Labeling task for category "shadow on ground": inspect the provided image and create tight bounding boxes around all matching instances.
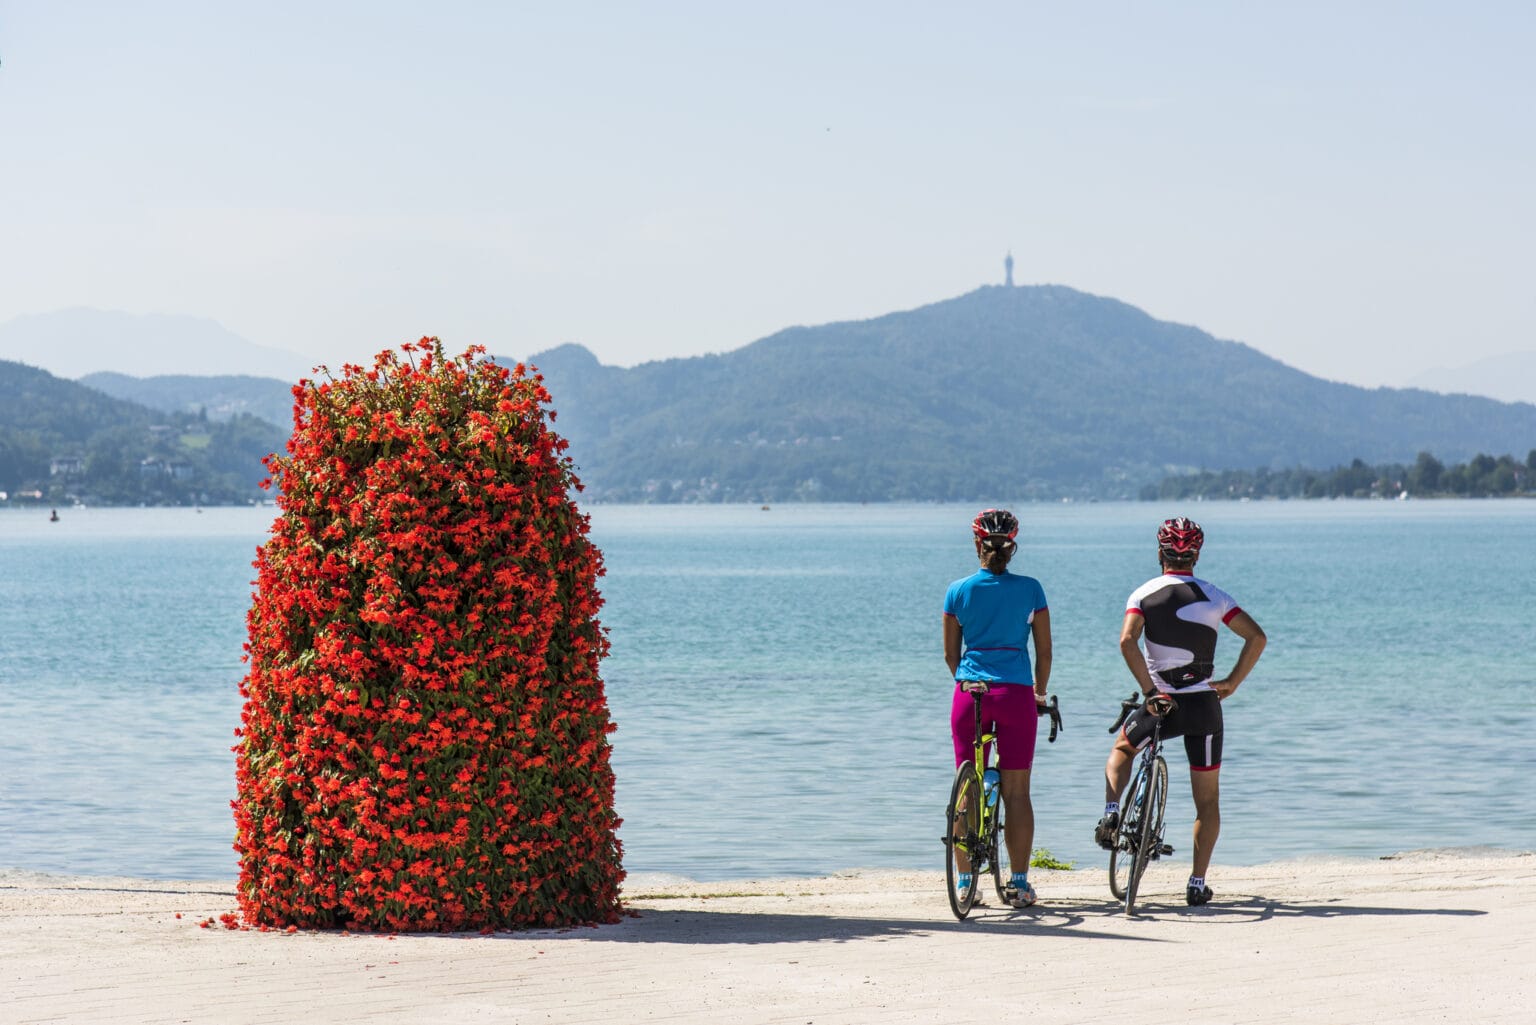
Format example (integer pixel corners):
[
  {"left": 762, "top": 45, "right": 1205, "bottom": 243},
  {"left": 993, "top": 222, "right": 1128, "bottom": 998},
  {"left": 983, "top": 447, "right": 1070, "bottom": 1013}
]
[
  {"left": 1126, "top": 893, "right": 1489, "bottom": 924},
  {"left": 555, "top": 900, "right": 1155, "bottom": 945},
  {"left": 540, "top": 892, "right": 1486, "bottom": 945}
]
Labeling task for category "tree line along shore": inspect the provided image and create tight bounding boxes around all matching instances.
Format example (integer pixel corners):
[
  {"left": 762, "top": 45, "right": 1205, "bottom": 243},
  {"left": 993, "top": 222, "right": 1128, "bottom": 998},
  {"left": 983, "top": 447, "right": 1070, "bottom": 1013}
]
[
  {"left": 1146, "top": 450, "right": 1536, "bottom": 501},
  {"left": 6, "top": 449, "right": 1533, "bottom": 508}
]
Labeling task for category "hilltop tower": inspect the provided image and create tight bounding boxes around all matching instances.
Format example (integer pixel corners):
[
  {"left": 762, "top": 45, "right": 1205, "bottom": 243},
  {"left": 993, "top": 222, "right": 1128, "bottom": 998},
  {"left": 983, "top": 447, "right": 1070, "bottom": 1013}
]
[{"left": 1004, "top": 251, "right": 1015, "bottom": 287}]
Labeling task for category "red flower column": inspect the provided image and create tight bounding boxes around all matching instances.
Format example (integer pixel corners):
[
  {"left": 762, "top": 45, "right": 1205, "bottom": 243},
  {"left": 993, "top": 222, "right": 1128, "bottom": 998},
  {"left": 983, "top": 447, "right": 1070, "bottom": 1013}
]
[{"left": 233, "top": 339, "right": 622, "bottom": 931}]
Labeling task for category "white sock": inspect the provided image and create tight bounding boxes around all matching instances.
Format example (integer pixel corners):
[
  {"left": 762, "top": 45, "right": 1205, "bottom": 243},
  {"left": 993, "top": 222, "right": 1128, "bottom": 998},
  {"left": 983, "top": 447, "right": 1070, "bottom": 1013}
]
[
  {"left": 1104, "top": 802, "right": 1119, "bottom": 816},
  {"left": 1188, "top": 875, "right": 1205, "bottom": 889}
]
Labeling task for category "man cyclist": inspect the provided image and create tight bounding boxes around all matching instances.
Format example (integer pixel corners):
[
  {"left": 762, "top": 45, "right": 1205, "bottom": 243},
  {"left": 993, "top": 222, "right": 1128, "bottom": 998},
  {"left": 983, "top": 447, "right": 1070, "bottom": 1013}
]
[
  {"left": 1096, "top": 517, "right": 1266, "bottom": 906},
  {"left": 944, "top": 508, "right": 1053, "bottom": 908}
]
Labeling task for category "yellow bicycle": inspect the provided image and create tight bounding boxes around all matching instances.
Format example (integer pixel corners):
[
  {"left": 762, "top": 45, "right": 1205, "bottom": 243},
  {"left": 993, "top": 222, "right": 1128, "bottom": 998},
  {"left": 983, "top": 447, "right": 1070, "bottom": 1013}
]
[{"left": 943, "top": 686, "right": 1062, "bottom": 920}]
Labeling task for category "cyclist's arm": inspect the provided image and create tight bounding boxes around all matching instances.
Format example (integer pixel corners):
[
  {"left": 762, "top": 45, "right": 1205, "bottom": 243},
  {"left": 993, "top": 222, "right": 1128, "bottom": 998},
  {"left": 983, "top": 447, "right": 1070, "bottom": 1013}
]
[
  {"left": 943, "top": 614, "right": 963, "bottom": 679},
  {"left": 1031, "top": 607, "right": 1052, "bottom": 699},
  {"left": 1119, "top": 611, "right": 1160, "bottom": 698},
  {"left": 1211, "top": 611, "right": 1266, "bottom": 699}
]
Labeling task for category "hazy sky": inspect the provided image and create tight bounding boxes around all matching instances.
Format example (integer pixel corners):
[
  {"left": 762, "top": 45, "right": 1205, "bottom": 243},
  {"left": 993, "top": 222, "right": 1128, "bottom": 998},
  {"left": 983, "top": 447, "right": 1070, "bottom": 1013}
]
[{"left": 2, "top": 1, "right": 1532, "bottom": 387}]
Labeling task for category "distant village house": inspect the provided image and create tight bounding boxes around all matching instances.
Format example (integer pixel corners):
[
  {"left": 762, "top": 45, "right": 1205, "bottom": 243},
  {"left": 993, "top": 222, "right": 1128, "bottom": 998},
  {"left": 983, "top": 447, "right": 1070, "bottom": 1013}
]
[{"left": 139, "top": 458, "right": 195, "bottom": 481}]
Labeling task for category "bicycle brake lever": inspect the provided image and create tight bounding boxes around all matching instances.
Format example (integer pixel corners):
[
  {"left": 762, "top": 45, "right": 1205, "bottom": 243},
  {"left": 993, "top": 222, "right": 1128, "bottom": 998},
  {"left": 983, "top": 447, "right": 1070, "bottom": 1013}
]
[{"left": 1108, "top": 694, "right": 1139, "bottom": 734}]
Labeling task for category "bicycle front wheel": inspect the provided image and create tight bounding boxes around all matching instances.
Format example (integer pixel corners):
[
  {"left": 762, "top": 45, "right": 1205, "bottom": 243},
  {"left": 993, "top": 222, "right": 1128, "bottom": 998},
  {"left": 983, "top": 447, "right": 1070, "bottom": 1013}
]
[
  {"left": 945, "top": 761, "right": 982, "bottom": 921},
  {"left": 1125, "top": 756, "right": 1169, "bottom": 915},
  {"left": 1144, "top": 754, "right": 1169, "bottom": 858},
  {"left": 989, "top": 781, "right": 1009, "bottom": 906},
  {"left": 1108, "top": 761, "right": 1147, "bottom": 901}
]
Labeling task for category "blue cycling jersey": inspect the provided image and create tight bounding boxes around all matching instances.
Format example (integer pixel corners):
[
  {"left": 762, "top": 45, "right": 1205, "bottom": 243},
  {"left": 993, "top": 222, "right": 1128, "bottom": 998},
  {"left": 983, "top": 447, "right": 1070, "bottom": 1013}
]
[{"left": 943, "top": 569, "right": 1047, "bottom": 686}]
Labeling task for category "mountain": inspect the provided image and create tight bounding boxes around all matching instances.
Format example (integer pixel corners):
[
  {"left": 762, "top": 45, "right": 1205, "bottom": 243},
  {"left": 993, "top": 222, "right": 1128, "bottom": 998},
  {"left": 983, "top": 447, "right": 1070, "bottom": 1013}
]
[
  {"left": 13, "top": 286, "right": 1531, "bottom": 505},
  {"left": 520, "top": 285, "right": 1536, "bottom": 502},
  {"left": 0, "top": 360, "right": 285, "bottom": 504},
  {"left": 1406, "top": 351, "right": 1536, "bottom": 405},
  {"left": 0, "top": 309, "right": 312, "bottom": 381},
  {"left": 79, "top": 372, "right": 295, "bottom": 431}
]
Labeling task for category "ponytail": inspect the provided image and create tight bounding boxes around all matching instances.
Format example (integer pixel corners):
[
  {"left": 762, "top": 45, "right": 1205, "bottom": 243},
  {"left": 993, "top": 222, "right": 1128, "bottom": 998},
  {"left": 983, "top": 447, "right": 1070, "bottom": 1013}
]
[{"left": 980, "top": 538, "right": 1015, "bottom": 573}]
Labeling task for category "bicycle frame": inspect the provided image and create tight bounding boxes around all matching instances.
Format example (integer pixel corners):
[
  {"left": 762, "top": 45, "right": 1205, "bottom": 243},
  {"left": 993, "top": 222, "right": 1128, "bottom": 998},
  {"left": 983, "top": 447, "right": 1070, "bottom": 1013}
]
[
  {"left": 956, "top": 697, "right": 1000, "bottom": 875},
  {"left": 945, "top": 687, "right": 1063, "bottom": 920},
  {"left": 1107, "top": 692, "right": 1173, "bottom": 915}
]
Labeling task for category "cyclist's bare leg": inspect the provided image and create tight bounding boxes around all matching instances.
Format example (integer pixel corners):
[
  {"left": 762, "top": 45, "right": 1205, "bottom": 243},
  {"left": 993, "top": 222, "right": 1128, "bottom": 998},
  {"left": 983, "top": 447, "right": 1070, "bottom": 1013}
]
[
  {"left": 1103, "top": 733, "right": 1137, "bottom": 804},
  {"left": 1190, "top": 768, "right": 1221, "bottom": 879},
  {"left": 999, "top": 768, "right": 1033, "bottom": 872}
]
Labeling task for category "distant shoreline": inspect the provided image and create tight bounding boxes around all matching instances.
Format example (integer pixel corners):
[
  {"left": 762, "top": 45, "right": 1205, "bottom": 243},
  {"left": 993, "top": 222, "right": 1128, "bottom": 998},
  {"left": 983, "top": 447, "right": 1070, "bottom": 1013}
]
[{"left": 4, "top": 493, "right": 1535, "bottom": 512}]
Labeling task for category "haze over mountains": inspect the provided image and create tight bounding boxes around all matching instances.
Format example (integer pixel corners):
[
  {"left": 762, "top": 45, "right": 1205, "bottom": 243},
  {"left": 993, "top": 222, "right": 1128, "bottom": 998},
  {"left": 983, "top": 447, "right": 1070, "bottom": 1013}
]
[
  {"left": 1, "top": 302, "right": 1532, "bottom": 407},
  {"left": 3, "top": 287, "right": 1534, "bottom": 504},
  {"left": 1406, "top": 352, "right": 1536, "bottom": 405},
  {"left": 80, "top": 372, "right": 295, "bottom": 432},
  {"left": 0, "top": 309, "right": 312, "bottom": 381}
]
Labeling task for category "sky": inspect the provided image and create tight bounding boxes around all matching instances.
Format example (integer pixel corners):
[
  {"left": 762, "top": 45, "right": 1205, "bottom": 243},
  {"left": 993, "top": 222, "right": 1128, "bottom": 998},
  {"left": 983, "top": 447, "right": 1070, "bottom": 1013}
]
[{"left": 1, "top": 1, "right": 1533, "bottom": 389}]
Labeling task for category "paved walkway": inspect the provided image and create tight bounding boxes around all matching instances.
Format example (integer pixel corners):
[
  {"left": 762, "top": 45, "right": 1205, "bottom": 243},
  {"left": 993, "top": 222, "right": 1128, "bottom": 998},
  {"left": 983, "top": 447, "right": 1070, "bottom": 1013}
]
[{"left": 4, "top": 852, "right": 1532, "bottom": 1024}]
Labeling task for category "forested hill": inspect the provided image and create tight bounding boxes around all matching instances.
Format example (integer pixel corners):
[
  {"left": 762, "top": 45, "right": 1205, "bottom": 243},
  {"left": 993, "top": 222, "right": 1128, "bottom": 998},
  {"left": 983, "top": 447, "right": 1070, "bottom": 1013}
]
[
  {"left": 80, "top": 371, "right": 295, "bottom": 431},
  {"left": 9, "top": 286, "right": 1534, "bottom": 505},
  {"left": 521, "top": 285, "right": 1536, "bottom": 502},
  {"left": 0, "top": 360, "right": 284, "bottom": 504}
]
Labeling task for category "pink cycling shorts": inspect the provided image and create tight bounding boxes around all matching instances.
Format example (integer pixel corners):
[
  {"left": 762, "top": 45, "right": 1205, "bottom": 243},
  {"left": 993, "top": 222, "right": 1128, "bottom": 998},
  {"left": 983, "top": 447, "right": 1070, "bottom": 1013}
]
[{"left": 950, "top": 682, "right": 1040, "bottom": 771}]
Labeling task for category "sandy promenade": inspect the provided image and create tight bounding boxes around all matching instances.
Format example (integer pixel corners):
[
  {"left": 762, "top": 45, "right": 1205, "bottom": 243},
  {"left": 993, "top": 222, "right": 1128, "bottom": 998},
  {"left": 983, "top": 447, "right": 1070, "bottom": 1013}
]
[{"left": 3, "top": 849, "right": 1532, "bottom": 1025}]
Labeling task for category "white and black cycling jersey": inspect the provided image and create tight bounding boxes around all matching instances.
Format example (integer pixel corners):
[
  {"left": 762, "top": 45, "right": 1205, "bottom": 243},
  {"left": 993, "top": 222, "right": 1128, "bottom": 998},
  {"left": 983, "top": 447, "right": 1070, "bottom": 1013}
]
[{"left": 1125, "top": 571, "right": 1243, "bottom": 693}]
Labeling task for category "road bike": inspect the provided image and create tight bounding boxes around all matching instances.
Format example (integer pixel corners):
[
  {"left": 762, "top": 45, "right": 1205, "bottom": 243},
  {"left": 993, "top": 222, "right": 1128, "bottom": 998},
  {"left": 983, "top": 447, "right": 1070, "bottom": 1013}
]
[
  {"left": 943, "top": 686, "right": 1062, "bottom": 921},
  {"left": 1106, "top": 692, "right": 1176, "bottom": 916}
]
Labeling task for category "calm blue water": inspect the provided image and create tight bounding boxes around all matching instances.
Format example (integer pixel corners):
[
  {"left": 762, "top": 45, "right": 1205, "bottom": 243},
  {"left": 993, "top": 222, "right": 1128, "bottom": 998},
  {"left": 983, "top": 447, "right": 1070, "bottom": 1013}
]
[{"left": 1, "top": 501, "right": 1532, "bottom": 881}]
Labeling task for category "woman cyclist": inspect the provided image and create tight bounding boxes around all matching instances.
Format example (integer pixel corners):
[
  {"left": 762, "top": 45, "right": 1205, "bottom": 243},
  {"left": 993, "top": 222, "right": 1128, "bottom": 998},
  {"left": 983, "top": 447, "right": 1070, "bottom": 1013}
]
[{"left": 943, "top": 508, "right": 1053, "bottom": 907}]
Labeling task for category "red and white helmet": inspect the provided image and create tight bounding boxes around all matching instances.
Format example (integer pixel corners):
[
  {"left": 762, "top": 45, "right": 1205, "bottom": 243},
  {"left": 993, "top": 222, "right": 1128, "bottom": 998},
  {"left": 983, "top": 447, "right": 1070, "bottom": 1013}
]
[
  {"left": 972, "top": 508, "right": 1019, "bottom": 542},
  {"left": 1157, "top": 517, "right": 1204, "bottom": 559}
]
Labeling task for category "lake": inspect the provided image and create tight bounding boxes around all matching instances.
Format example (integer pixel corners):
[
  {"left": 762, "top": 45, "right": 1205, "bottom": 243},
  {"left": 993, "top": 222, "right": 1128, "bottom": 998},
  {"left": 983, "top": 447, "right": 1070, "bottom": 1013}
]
[{"left": 1, "top": 500, "right": 1532, "bottom": 881}]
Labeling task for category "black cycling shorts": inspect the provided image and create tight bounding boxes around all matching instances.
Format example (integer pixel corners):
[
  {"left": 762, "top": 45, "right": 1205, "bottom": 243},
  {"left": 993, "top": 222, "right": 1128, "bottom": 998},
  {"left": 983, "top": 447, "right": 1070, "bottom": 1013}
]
[{"left": 1122, "top": 690, "right": 1224, "bottom": 771}]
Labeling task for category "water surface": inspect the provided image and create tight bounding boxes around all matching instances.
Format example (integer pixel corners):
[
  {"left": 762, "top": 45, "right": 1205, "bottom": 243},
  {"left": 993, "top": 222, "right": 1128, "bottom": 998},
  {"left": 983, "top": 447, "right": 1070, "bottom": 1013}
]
[{"left": 1, "top": 500, "right": 1531, "bottom": 880}]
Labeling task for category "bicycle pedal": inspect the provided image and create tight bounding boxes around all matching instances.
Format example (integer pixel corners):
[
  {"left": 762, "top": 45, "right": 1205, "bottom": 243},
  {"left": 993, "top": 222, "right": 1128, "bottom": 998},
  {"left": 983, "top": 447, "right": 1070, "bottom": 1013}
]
[{"left": 1158, "top": 844, "right": 1174, "bottom": 855}]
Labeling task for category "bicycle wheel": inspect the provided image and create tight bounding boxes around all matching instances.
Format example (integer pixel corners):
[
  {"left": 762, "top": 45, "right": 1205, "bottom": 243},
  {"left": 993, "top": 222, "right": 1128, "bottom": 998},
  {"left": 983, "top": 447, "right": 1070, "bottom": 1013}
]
[
  {"left": 1144, "top": 755, "right": 1169, "bottom": 860},
  {"left": 1108, "top": 761, "right": 1147, "bottom": 901},
  {"left": 1125, "top": 756, "right": 1169, "bottom": 915},
  {"left": 945, "top": 762, "right": 982, "bottom": 920}
]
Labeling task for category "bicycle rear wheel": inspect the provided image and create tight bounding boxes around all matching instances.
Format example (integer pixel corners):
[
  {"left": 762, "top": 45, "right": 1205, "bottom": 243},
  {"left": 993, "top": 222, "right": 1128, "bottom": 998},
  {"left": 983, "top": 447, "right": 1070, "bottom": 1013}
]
[
  {"left": 1108, "top": 761, "right": 1147, "bottom": 901},
  {"left": 1124, "top": 756, "right": 1169, "bottom": 915},
  {"left": 945, "top": 762, "right": 982, "bottom": 920}
]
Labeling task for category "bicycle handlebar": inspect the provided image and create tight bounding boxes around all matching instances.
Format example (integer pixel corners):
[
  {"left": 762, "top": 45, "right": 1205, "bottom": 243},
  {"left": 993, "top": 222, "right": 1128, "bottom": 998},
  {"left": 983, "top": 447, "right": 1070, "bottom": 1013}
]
[
  {"left": 1107, "top": 691, "right": 1177, "bottom": 733},
  {"left": 963, "top": 686, "right": 1064, "bottom": 744},
  {"left": 1040, "top": 694, "right": 1063, "bottom": 744}
]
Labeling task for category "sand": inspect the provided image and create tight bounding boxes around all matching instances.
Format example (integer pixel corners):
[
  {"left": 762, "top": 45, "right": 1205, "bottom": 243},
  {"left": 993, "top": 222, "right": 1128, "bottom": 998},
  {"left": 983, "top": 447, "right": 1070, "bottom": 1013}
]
[{"left": 3, "top": 850, "right": 1532, "bottom": 1024}]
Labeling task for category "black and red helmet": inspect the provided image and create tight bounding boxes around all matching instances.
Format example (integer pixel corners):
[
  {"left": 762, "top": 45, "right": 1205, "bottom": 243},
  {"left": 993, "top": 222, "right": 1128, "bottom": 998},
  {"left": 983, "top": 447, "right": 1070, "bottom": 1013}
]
[
  {"left": 1157, "top": 516, "right": 1204, "bottom": 559},
  {"left": 972, "top": 508, "right": 1019, "bottom": 542}
]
